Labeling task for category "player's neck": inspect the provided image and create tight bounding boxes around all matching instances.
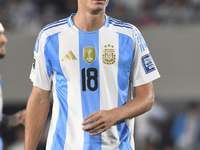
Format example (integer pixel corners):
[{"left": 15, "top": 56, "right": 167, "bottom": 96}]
[{"left": 73, "top": 10, "right": 105, "bottom": 32}]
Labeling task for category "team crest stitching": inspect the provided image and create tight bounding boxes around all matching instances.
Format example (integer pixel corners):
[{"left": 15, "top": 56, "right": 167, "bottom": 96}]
[
  {"left": 83, "top": 47, "right": 96, "bottom": 64},
  {"left": 102, "top": 44, "right": 116, "bottom": 65}
]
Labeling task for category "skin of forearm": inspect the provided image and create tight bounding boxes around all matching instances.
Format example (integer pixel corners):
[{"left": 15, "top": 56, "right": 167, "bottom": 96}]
[
  {"left": 111, "top": 82, "right": 154, "bottom": 122},
  {"left": 25, "top": 87, "right": 50, "bottom": 150}
]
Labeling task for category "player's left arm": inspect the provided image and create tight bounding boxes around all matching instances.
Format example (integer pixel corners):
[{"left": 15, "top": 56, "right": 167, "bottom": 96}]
[{"left": 82, "top": 82, "right": 154, "bottom": 135}]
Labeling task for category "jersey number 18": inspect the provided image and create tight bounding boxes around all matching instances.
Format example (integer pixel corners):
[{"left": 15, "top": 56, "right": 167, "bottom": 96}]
[{"left": 81, "top": 68, "right": 98, "bottom": 91}]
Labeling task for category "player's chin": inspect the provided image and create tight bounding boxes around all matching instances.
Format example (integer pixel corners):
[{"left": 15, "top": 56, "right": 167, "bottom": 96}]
[
  {"left": 0, "top": 49, "right": 6, "bottom": 58},
  {"left": 92, "top": 0, "right": 108, "bottom": 8},
  {"left": 0, "top": 53, "right": 5, "bottom": 58},
  {"left": 90, "top": 6, "right": 106, "bottom": 14}
]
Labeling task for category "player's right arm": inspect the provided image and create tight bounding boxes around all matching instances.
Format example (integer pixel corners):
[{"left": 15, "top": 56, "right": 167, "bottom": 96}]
[{"left": 25, "top": 86, "right": 50, "bottom": 150}]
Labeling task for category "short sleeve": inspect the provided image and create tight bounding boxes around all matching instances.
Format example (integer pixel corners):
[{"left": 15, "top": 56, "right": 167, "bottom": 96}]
[
  {"left": 130, "top": 28, "right": 160, "bottom": 87},
  {"left": 29, "top": 32, "right": 52, "bottom": 91}
]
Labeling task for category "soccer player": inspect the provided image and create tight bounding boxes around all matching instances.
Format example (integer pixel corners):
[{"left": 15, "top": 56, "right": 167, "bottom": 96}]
[
  {"left": 0, "top": 22, "right": 26, "bottom": 149},
  {"left": 25, "top": 0, "right": 160, "bottom": 150}
]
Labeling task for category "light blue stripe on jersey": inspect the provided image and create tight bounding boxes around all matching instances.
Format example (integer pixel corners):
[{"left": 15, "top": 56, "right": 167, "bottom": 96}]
[
  {"left": 67, "top": 14, "right": 74, "bottom": 27},
  {"left": 79, "top": 30, "right": 101, "bottom": 150},
  {"left": 110, "top": 18, "right": 133, "bottom": 29},
  {"left": 110, "top": 17, "right": 148, "bottom": 53},
  {"left": 44, "top": 32, "right": 61, "bottom": 78},
  {"left": 35, "top": 19, "right": 68, "bottom": 53},
  {"left": 104, "top": 15, "right": 110, "bottom": 27},
  {"left": 44, "top": 33, "right": 68, "bottom": 150},
  {"left": 117, "top": 33, "right": 134, "bottom": 150}
]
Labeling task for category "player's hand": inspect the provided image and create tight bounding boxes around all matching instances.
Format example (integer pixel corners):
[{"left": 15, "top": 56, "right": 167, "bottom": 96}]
[
  {"left": 16, "top": 109, "right": 26, "bottom": 126},
  {"left": 82, "top": 110, "right": 117, "bottom": 136}
]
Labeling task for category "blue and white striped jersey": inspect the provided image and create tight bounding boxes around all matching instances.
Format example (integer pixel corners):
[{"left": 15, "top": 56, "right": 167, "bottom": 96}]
[{"left": 30, "top": 14, "right": 160, "bottom": 150}]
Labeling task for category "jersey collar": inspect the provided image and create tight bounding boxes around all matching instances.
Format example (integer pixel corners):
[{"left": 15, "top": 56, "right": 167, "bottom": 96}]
[{"left": 67, "top": 13, "right": 110, "bottom": 28}]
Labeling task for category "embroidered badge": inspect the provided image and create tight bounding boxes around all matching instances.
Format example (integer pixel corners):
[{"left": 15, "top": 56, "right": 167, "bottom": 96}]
[
  {"left": 102, "top": 44, "right": 116, "bottom": 65},
  {"left": 142, "top": 53, "right": 156, "bottom": 74},
  {"left": 83, "top": 47, "right": 96, "bottom": 64}
]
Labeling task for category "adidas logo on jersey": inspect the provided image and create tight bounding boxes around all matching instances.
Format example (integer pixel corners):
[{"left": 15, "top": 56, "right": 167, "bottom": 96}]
[{"left": 62, "top": 51, "right": 77, "bottom": 61}]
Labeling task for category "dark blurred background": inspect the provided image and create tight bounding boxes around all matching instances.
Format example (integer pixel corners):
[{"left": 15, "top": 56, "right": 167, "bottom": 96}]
[{"left": 0, "top": 0, "right": 200, "bottom": 149}]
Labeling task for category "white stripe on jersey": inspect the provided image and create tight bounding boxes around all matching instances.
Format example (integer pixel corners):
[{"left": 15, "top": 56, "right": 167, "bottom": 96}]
[
  {"left": 59, "top": 28, "right": 84, "bottom": 150},
  {"left": 99, "top": 27, "right": 120, "bottom": 150}
]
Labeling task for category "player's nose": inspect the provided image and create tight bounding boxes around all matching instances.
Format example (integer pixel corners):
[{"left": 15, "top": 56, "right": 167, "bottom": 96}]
[{"left": 0, "top": 34, "right": 8, "bottom": 44}]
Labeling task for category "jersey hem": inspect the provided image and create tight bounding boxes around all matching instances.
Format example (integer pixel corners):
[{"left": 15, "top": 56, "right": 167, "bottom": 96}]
[{"left": 32, "top": 82, "right": 51, "bottom": 91}]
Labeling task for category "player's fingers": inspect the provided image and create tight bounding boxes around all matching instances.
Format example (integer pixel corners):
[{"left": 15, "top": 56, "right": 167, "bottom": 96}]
[
  {"left": 89, "top": 128, "right": 106, "bottom": 136},
  {"left": 83, "top": 122, "right": 105, "bottom": 132},
  {"left": 82, "top": 118, "right": 95, "bottom": 126},
  {"left": 82, "top": 119, "right": 102, "bottom": 131},
  {"left": 82, "top": 113, "right": 100, "bottom": 126},
  {"left": 84, "top": 111, "right": 99, "bottom": 121}
]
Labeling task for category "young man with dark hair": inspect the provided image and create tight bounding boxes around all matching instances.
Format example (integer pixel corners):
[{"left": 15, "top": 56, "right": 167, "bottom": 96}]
[{"left": 25, "top": 0, "right": 160, "bottom": 149}]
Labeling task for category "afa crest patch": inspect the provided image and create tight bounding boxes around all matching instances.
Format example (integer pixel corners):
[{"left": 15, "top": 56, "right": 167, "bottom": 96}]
[
  {"left": 142, "top": 54, "right": 156, "bottom": 74},
  {"left": 102, "top": 44, "right": 116, "bottom": 65}
]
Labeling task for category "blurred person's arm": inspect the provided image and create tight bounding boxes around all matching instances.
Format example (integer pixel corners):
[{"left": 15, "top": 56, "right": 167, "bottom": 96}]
[
  {"left": 25, "top": 86, "right": 50, "bottom": 150},
  {"left": 0, "top": 109, "right": 26, "bottom": 134},
  {"left": 1, "top": 109, "right": 26, "bottom": 128}
]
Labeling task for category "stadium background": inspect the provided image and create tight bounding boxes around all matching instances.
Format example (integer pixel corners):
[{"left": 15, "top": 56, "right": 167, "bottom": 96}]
[{"left": 0, "top": 0, "right": 200, "bottom": 149}]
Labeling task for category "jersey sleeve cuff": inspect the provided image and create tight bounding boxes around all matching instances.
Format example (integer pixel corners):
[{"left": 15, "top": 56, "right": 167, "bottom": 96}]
[{"left": 133, "top": 74, "right": 161, "bottom": 87}]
